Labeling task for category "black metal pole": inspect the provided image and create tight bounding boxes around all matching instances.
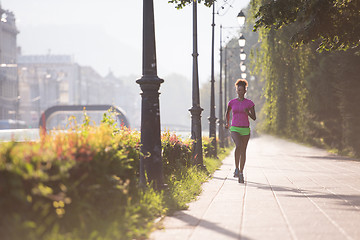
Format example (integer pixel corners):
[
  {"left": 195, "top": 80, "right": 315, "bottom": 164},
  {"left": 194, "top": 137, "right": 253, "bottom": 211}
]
[
  {"left": 228, "top": 60, "right": 233, "bottom": 103},
  {"left": 16, "top": 69, "right": 20, "bottom": 121},
  {"left": 224, "top": 46, "right": 229, "bottom": 147},
  {"left": 136, "top": 0, "right": 164, "bottom": 189},
  {"left": 224, "top": 46, "right": 227, "bottom": 113},
  {"left": 208, "top": 2, "right": 217, "bottom": 157},
  {"left": 189, "top": 0, "right": 204, "bottom": 167},
  {"left": 218, "top": 25, "right": 224, "bottom": 148}
]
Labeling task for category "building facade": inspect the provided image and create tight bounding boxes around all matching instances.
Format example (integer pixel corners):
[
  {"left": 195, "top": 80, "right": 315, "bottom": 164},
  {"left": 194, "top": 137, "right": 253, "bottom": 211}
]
[
  {"left": 0, "top": 5, "right": 137, "bottom": 128},
  {"left": 0, "top": 6, "right": 19, "bottom": 120},
  {"left": 17, "top": 54, "right": 82, "bottom": 127}
]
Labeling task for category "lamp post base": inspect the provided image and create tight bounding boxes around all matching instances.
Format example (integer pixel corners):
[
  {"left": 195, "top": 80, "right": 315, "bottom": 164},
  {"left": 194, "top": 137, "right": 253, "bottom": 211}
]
[
  {"left": 208, "top": 116, "right": 217, "bottom": 157},
  {"left": 189, "top": 105, "right": 204, "bottom": 167},
  {"left": 136, "top": 75, "right": 164, "bottom": 190},
  {"left": 218, "top": 118, "right": 225, "bottom": 148}
]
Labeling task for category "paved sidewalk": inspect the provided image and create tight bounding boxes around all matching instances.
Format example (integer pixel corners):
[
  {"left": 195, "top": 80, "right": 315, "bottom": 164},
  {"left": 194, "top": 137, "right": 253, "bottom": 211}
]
[{"left": 150, "top": 135, "right": 360, "bottom": 240}]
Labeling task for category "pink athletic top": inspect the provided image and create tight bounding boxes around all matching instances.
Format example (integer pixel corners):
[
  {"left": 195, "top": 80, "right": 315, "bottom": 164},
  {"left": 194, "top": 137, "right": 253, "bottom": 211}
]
[{"left": 228, "top": 98, "right": 255, "bottom": 127}]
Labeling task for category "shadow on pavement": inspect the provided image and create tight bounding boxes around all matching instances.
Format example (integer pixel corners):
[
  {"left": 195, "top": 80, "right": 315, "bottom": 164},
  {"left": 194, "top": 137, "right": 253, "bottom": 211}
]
[
  {"left": 172, "top": 211, "right": 253, "bottom": 240},
  {"left": 246, "top": 181, "right": 306, "bottom": 194},
  {"left": 212, "top": 176, "right": 238, "bottom": 182},
  {"left": 302, "top": 155, "right": 359, "bottom": 162},
  {"left": 286, "top": 193, "right": 360, "bottom": 210},
  {"left": 246, "top": 181, "right": 360, "bottom": 210}
]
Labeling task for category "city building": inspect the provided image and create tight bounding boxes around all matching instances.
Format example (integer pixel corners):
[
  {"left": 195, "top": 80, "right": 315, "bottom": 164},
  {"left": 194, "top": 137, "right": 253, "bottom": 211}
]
[
  {"left": 0, "top": 5, "right": 19, "bottom": 120},
  {"left": 80, "top": 66, "right": 103, "bottom": 105},
  {"left": 17, "top": 54, "right": 82, "bottom": 127},
  {"left": 0, "top": 5, "right": 137, "bottom": 128}
]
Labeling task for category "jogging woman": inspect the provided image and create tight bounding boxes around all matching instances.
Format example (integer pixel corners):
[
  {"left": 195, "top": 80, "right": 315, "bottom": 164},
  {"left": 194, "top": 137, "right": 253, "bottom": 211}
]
[{"left": 225, "top": 79, "right": 256, "bottom": 183}]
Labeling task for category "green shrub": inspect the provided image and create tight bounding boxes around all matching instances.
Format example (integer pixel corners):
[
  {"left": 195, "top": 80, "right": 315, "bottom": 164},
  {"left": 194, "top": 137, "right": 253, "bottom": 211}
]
[
  {"left": 0, "top": 120, "right": 141, "bottom": 239},
  {"left": 161, "top": 130, "right": 193, "bottom": 177},
  {"left": 0, "top": 115, "right": 232, "bottom": 240}
]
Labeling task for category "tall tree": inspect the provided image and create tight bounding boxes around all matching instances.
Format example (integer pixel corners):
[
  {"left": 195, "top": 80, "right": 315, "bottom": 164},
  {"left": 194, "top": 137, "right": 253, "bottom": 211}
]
[
  {"left": 249, "top": 0, "right": 360, "bottom": 157},
  {"left": 169, "top": 0, "right": 214, "bottom": 9},
  {"left": 251, "top": 0, "right": 360, "bottom": 52}
]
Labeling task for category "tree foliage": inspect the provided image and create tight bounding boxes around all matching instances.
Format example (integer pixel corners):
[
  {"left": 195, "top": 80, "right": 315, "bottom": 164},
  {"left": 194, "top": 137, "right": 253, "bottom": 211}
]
[
  {"left": 247, "top": 1, "right": 360, "bottom": 157},
  {"left": 168, "top": 0, "right": 215, "bottom": 9},
  {"left": 252, "top": 0, "right": 360, "bottom": 52}
]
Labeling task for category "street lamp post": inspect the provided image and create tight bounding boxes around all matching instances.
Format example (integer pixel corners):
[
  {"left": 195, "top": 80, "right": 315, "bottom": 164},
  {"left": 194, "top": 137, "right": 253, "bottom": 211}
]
[
  {"left": 189, "top": 0, "right": 205, "bottom": 167},
  {"left": 223, "top": 45, "right": 229, "bottom": 147},
  {"left": 221, "top": 10, "right": 246, "bottom": 146},
  {"left": 208, "top": 2, "right": 217, "bottom": 158},
  {"left": 219, "top": 29, "right": 238, "bottom": 148},
  {"left": 136, "top": 0, "right": 164, "bottom": 189},
  {"left": 218, "top": 25, "right": 224, "bottom": 149},
  {"left": 224, "top": 47, "right": 238, "bottom": 108},
  {"left": 237, "top": 10, "right": 247, "bottom": 81},
  {"left": 224, "top": 10, "right": 246, "bottom": 96},
  {"left": 215, "top": 8, "right": 247, "bottom": 149}
]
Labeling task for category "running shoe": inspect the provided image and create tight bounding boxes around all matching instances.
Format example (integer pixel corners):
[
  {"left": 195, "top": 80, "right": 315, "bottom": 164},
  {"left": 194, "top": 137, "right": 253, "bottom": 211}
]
[
  {"left": 238, "top": 173, "right": 244, "bottom": 183},
  {"left": 233, "top": 168, "right": 239, "bottom": 177}
]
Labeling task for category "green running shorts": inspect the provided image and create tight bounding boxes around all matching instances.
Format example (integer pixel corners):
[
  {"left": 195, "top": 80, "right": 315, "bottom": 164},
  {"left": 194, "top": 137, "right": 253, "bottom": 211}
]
[{"left": 230, "top": 126, "right": 250, "bottom": 136}]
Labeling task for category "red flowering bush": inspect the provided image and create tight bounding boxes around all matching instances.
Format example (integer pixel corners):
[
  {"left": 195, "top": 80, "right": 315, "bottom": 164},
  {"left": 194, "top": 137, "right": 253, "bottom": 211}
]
[
  {"left": 161, "top": 130, "right": 193, "bottom": 177},
  {"left": 202, "top": 136, "right": 215, "bottom": 157},
  {"left": 0, "top": 117, "right": 141, "bottom": 239}
]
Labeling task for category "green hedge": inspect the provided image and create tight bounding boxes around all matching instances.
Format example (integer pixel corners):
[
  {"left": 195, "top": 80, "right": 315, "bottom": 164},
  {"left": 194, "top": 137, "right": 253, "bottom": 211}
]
[{"left": 0, "top": 117, "right": 226, "bottom": 240}]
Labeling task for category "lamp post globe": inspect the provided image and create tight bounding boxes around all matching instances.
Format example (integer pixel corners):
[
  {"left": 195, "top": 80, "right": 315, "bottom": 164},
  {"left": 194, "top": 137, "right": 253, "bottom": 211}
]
[
  {"left": 238, "top": 34, "right": 246, "bottom": 47},
  {"left": 237, "top": 10, "right": 245, "bottom": 26},
  {"left": 240, "top": 63, "right": 246, "bottom": 72},
  {"left": 240, "top": 49, "right": 246, "bottom": 61},
  {"left": 240, "top": 49, "right": 247, "bottom": 61}
]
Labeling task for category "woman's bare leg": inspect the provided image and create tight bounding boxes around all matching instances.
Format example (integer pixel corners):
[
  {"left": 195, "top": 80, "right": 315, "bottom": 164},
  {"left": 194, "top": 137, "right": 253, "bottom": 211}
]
[
  {"left": 231, "top": 131, "right": 242, "bottom": 169},
  {"left": 239, "top": 135, "right": 250, "bottom": 173}
]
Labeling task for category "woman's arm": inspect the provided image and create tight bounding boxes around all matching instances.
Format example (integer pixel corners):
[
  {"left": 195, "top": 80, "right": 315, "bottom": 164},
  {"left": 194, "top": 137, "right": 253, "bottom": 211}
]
[
  {"left": 245, "top": 106, "right": 256, "bottom": 121},
  {"left": 224, "top": 105, "right": 231, "bottom": 129}
]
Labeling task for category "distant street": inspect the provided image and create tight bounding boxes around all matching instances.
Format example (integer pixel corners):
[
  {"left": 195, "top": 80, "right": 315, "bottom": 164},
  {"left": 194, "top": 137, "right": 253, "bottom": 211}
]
[{"left": 151, "top": 135, "right": 360, "bottom": 240}]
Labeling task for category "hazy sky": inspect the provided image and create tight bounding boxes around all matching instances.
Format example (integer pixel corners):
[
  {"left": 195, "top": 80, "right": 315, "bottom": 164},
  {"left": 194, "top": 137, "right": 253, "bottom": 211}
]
[{"left": 2, "top": 0, "right": 250, "bottom": 83}]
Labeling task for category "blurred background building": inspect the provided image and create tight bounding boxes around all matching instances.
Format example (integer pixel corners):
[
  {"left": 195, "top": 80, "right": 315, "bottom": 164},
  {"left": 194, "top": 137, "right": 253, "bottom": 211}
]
[
  {"left": 16, "top": 53, "right": 140, "bottom": 128},
  {"left": 0, "top": 6, "right": 18, "bottom": 121},
  {"left": 0, "top": 4, "right": 188, "bottom": 131},
  {"left": 17, "top": 54, "right": 81, "bottom": 126},
  {"left": 0, "top": 3, "right": 140, "bottom": 129}
]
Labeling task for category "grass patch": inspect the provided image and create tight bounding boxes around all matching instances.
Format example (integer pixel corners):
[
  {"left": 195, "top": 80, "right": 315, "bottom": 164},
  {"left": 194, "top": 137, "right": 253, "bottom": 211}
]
[
  {"left": 204, "top": 147, "right": 232, "bottom": 174},
  {"left": 162, "top": 145, "right": 233, "bottom": 215}
]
